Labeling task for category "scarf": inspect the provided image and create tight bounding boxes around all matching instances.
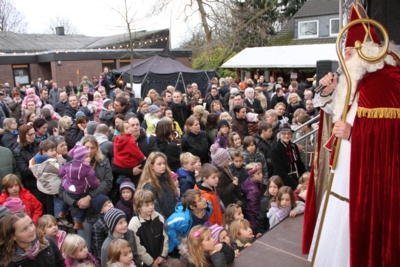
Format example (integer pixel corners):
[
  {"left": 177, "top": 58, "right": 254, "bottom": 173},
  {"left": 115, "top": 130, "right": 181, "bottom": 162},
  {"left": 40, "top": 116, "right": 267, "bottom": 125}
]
[
  {"left": 66, "top": 252, "right": 100, "bottom": 267},
  {"left": 17, "top": 239, "right": 41, "bottom": 260},
  {"left": 271, "top": 202, "right": 291, "bottom": 222},
  {"left": 172, "top": 101, "right": 186, "bottom": 109},
  {"left": 280, "top": 139, "right": 300, "bottom": 180},
  {"left": 12, "top": 130, "right": 18, "bottom": 135}
]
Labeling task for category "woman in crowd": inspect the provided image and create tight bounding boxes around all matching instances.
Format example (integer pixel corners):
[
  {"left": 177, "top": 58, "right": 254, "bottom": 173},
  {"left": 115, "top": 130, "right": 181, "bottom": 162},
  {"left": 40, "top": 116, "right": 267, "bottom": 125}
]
[
  {"left": 33, "top": 118, "right": 50, "bottom": 142},
  {"left": 136, "top": 101, "right": 149, "bottom": 125},
  {"left": 1, "top": 118, "right": 19, "bottom": 151},
  {"left": 192, "top": 105, "right": 206, "bottom": 131},
  {"left": 231, "top": 105, "right": 249, "bottom": 141},
  {"left": 70, "top": 114, "right": 89, "bottom": 144},
  {"left": 58, "top": 116, "right": 74, "bottom": 150},
  {"left": 156, "top": 119, "right": 181, "bottom": 172},
  {"left": 275, "top": 102, "right": 289, "bottom": 124},
  {"left": 49, "top": 135, "right": 72, "bottom": 161},
  {"left": 182, "top": 116, "right": 211, "bottom": 164},
  {"left": 22, "top": 111, "right": 37, "bottom": 126},
  {"left": 13, "top": 124, "right": 46, "bottom": 212},
  {"left": 286, "top": 93, "right": 305, "bottom": 124},
  {"left": 58, "top": 135, "right": 113, "bottom": 250},
  {"left": 144, "top": 89, "right": 158, "bottom": 104}
]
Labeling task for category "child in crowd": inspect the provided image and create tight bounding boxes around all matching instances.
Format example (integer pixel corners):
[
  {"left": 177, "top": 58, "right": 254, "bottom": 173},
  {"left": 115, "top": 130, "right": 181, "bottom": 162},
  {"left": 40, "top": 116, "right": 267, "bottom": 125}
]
[
  {"left": 193, "top": 156, "right": 202, "bottom": 182},
  {"left": 0, "top": 174, "right": 42, "bottom": 224},
  {"left": 37, "top": 214, "right": 66, "bottom": 250},
  {"left": 254, "top": 121, "right": 275, "bottom": 178},
  {"left": 241, "top": 163, "right": 264, "bottom": 236},
  {"left": 177, "top": 153, "right": 196, "bottom": 195},
  {"left": 214, "top": 120, "right": 230, "bottom": 149},
  {"left": 295, "top": 172, "right": 310, "bottom": 202},
  {"left": 171, "top": 172, "right": 180, "bottom": 200},
  {"left": 58, "top": 145, "right": 100, "bottom": 230},
  {"left": 267, "top": 186, "right": 305, "bottom": 229},
  {"left": 93, "top": 92, "right": 103, "bottom": 120},
  {"left": 194, "top": 164, "right": 223, "bottom": 225},
  {"left": 242, "top": 136, "right": 269, "bottom": 185},
  {"left": 99, "top": 99, "right": 115, "bottom": 127},
  {"left": 229, "top": 149, "right": 247, "bottom": 209},
  {"left": 223, "top": 204, "right": 244, "bottom": 230},
  {"left": 62, "top": 234, "right": 100, "bottom": 267},
  {"left": 257, "top": 176, "right": 284, "bottom": 234},
  {"left": 128, "top": 189, "right": 168, "bottom": 267},
  {"left": 219, "top": 112, "right": 232, "bottom": 123},
  {"left": 2, "top": 197, "right": 25, "bottom": 213},
  {"left": 101, "top": 208, "right": 141, "bottom": 267},
  {"left": 0, "top": 205, "right": 10, "bottom": 220},
  {"left": 179, "top": 225, "right": 232, "bottom": 267},
  {"left": 113, "top": 122, "right": 145, "bottom": 185},
  {"left": 107, "top": 239, "right": 137, "bottom": 267},
  {"left": 92, "top": 194, "right": 114, "bottom": 261},
  {"left": 210, "top": 224, "right": 237, "bottom": 261},
  {"left": 21, "top": 88, "right": 41, "bottom": 109},
  {"left": 166, "top": 189, "right": 212, "bottom": 253},
  {"left": 227, "top": 132, "right": 242, "bottom": 155},
  {"left": 210, "top": 144, "right": 239, "bottom": 209},
  {"left": 228, "top": 219, "right": 255, "bottom": 250},
  {"left": 144, "top": 104, "right": 161, "bottom": 136},
  {"left": 115, "top": 178, "right": 136, "bottom": 222},
  {"left": 29, "top": 139, "right": 69, "bottom": 226}
]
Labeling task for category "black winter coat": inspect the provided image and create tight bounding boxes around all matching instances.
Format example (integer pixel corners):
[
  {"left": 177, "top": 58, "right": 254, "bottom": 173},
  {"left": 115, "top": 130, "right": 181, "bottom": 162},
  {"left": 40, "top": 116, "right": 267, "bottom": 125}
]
[
  {"left": 286, "top": 103, "right": 306, "bottom": 124},
  {"left": 215, "top": 165, "right": 237, "bottom": 208},
  {"left": 13, "top": 141, "right": 40, "bottom": 193},
  {"left": 271, "top": 140, "right": 306, "bottom": 190},
  {"left": 4, "top": 238, "right": 66, "bottom": 267},
  {"left": 270, "top": 95, "right": 288, "bottom": 110},
  {"left": 244, "top": 98, "right": 264, "bottom": 114},
  {"left": 142, "top": 174, "right": 177, "bottom": 219},
  {"left": 70, "top": 124, "right": 84, "bottom": 144},
  {"left": 171, "top": 101, "right": 189, "bottom": 133},
  {"left": 257, "top": 195, "right": 271, "bottom": 234},
  {"left": 254, "top": 133, "right": 275, "bottom": 177},
  {"left": 182, "top": 130, "right": 211, "bottom": 164},
  {"left": 0, "top": 131, "right": 19, "bottom": 151}
]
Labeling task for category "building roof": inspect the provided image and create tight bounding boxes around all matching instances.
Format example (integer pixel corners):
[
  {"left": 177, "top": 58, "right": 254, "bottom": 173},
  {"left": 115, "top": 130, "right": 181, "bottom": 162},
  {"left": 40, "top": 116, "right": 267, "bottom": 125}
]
[
  {"left": 221, "top": 44, "right": 338, "bottom": 68},
  {"left": 0, "top": 29, "right": 169, "bottom": 53},
  {"left": 294, "top": 0, "right": 339, "bottom": 18}
]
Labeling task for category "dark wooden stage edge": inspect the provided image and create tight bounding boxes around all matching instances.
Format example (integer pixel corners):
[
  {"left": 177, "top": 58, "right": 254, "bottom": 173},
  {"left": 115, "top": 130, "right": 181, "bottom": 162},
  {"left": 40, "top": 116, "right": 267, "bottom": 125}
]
[{"left": 229, "top": 215, "right": 310, "bottom": 267}]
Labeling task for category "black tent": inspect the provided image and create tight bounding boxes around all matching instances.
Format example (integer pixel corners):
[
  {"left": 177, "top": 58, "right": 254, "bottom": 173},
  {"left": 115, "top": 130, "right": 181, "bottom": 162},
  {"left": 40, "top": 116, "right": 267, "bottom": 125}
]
[{"left": 113, "top": 48, "right": 216, "bottom": 98}]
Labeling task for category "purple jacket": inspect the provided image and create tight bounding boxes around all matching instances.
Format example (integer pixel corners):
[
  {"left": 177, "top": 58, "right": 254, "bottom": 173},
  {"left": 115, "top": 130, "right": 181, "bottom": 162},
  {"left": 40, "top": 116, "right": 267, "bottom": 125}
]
[
  {"left": 59, "top": 161, "right": 100, "bottom": 195},
  {"left": 241, "top": 177, "right": 264, "bottom": 234},
  {"left": 115, "top": 197, "right": 134, "bottom": 222}
]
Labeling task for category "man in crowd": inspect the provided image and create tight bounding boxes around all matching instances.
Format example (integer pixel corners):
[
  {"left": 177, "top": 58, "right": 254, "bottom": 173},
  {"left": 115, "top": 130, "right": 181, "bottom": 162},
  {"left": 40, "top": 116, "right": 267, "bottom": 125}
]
[
  {"left": 39, "top": 88, "right": 49, "bottom": 108},
  {"left": 206, "top": 86, "right": 224, "bottom": 112},
  {"left": 64, "top": 94, "right": 90, "bottom": 120},
  {"left": 218, "top": 80, "right": 230, "bottom": 97},
  {"left": 161, "top": 90, "right": 172, "bottom": 108},
  {"left": 171, "top": 90, "right": 188, "bottom": 131},
  {"left": 65, "top": 80, "right": 77, "bottom": 96},
  {"left": 54, "top": 92, "right": 68, "bottom": 117},
  {"left": 49, "top": 82, "right": 62, "bottom": 106}
]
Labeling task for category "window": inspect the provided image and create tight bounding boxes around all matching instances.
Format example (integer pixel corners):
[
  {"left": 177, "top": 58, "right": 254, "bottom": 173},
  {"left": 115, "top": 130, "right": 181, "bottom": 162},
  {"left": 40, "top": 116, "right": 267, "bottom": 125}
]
[
  {"left": 330, "top": 18, "right": 340, "bottom": 36},
  {"left": 298, "top": 20, "right": 319, "bottom": 38},
  {"left": 119, "top": 59, "right": 131, "bottom": 68},
  {"left": 12, "top": 64, "right": 30, "bottom": 86},
  {"left": 101, "top": 60, "right": 116, "bottom": 72}
]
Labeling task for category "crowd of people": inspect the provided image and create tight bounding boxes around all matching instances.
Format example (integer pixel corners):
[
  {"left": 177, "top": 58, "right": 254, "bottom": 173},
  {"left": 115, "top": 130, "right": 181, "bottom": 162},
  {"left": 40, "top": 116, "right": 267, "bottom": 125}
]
[{"left": 0, "top": 71, "right": 318, "bottom": 267}]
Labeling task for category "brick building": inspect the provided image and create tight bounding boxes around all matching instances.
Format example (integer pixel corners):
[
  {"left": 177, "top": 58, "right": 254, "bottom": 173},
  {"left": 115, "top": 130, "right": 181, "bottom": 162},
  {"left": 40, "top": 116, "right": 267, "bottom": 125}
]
[{"left": 0, "top": 28, "right": 192, "bottom": 88}]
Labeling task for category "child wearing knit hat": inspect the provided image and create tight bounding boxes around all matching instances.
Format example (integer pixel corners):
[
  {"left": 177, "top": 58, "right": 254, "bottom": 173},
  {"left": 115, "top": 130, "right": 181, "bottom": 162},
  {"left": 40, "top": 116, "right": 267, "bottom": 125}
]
[
  {"left": 21, "top": 87, "right": 41, "bottom": 109},
  {"left": 214, "top": 120, "right": 230, "bottom": 149},
  {"left": 209, "top": 223, "right": 236, "bottom": 262},
  {"left": 2, "top": 197, "right": 25, "bottom": 213},
  {"left": 209, "top": 144, "right": 239, "bottom": 209},
  {"left": 58, "top": 145, "right": 100, "bottom": 230},
  {"left": 101, "top": 208, "right": 141, "bottom": 267},
  {"left": 144, "top": 104, "right": 161, "bottom": 136},
  {"left": 115, "top": 178, "right": 136, "bottom": 222},
  {"left": 92, "top": 194, "right": 114, "bottom": 260}
]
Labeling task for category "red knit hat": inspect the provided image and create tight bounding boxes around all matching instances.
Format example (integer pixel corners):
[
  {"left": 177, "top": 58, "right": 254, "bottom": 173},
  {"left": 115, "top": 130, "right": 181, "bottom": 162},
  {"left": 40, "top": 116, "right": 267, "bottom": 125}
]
[{"left": 345, "top": 4, "right": 381, "bottom": 48}]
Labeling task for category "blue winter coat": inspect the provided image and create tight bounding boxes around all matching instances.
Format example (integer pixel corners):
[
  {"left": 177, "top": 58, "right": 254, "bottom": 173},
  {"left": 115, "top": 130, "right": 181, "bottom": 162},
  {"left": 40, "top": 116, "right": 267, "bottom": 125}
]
[{"left": 177, "top": 168, "right": 195, "bottom": 195}]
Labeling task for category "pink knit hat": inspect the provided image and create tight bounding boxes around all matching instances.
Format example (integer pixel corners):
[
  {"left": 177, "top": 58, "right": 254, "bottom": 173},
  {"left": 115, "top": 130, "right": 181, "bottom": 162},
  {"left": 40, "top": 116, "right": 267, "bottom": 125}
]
[
  {"left": 3, "top": 198, "right": 25, "bottom": 212},
  {"left": 171, "top": 172, "right": 178, "bottom": 180},
  {"left": 210, "top": 224, "right": 226, "bottom": 245},
  {"left": 26, "top": 88, "right": 35, "bottom": 95},
  {"left": 68, "top": 145, "right": 89, "bottom": 162},
  {"left": 210, "top": 144, "right": 230, "bottom": 167}
]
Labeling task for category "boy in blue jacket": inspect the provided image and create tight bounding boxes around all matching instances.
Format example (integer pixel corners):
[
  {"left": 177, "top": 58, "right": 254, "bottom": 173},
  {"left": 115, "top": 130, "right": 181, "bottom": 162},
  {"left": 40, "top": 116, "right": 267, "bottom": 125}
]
[
  {"left": 166, "top": 189, "right": 212, "bottom": 253},
  {"left": 177, "top": 152, "right": 196, "bottom": 194}
]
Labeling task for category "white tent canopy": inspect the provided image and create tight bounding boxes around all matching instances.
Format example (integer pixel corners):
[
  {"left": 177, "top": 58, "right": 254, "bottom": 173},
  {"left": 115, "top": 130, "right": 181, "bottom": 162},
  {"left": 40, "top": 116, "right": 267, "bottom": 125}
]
[{"left": 221, "top": 44, "right": 339, "bottom": 68}]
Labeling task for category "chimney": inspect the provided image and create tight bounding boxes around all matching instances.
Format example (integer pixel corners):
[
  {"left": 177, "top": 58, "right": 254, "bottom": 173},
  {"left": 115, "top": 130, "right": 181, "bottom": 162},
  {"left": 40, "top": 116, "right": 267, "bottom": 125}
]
[{"left": 55, "top": 26, "right": 65, "bottom": 36}]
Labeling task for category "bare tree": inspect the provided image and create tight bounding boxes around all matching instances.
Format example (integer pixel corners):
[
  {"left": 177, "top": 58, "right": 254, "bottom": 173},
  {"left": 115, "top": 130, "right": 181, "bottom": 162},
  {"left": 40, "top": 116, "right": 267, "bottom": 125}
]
[
  {"left": 45, "top": 15, "right": 80, "bottom": 35},
  {"left": 0, "top": 0, "right": 28, "bottom": 33}
]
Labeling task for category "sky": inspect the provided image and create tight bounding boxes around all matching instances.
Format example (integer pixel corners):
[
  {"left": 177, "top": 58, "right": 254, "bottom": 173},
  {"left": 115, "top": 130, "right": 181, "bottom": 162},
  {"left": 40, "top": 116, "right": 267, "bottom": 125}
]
[{"left": 14, "top": 0, "right": 198, "bottom": 48}]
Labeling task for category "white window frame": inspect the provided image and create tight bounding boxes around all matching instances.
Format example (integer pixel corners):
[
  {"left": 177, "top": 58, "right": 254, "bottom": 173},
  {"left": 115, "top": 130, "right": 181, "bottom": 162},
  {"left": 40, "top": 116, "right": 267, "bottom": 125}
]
[
  {"left": 298, "top": 20, "right": 319, "bottom": 39},
  {"left": 330, "top": 18, "right": 340, "bottom": 36}
]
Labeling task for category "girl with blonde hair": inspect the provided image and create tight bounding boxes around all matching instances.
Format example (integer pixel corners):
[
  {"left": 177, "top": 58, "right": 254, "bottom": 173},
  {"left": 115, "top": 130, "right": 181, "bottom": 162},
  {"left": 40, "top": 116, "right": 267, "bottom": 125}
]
[{"left": 62, "top": 234, "right": 99, "bottom": 267}]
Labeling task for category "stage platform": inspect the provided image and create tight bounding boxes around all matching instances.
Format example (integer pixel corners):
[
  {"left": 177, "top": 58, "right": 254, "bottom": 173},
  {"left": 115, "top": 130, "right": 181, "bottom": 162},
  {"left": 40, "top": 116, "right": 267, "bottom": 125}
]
[{"left": 229, "top": 215, "right": 310, "bottom": 267}]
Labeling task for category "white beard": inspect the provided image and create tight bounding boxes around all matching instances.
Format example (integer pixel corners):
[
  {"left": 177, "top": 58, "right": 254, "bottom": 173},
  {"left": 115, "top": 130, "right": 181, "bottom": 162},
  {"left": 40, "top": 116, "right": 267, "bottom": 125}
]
[{"left": 331, "top": 42, "right": 399, "bottom": 122}]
